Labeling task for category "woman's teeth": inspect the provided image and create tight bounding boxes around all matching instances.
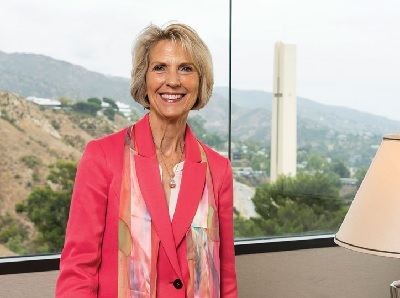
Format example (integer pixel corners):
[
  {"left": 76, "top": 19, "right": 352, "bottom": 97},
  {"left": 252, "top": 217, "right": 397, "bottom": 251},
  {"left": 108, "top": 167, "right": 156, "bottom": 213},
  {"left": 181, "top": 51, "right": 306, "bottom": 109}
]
[{"left": 162, "top": 94, "right": 182, "bottom": 100}]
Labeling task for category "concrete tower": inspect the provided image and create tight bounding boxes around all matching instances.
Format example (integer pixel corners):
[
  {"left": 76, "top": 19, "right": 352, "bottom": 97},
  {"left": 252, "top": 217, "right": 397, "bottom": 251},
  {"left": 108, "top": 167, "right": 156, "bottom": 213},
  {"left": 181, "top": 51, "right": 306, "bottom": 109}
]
[{"left": 270, "top": 42, "right": 297, "bottom": 182}]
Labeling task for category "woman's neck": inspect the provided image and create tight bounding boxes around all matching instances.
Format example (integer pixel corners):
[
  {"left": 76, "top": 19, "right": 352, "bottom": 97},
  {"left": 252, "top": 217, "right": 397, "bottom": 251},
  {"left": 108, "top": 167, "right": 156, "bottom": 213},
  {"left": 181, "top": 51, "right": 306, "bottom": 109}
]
[{"left": 149, "top": 112, "right": 187, "bottom": 156}]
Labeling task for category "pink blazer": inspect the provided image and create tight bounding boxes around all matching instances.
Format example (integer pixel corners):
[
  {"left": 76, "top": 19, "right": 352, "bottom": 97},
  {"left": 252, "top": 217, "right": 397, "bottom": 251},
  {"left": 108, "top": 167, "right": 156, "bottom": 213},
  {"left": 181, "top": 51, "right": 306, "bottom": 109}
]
[{"left": 56, "top": 114, "right": 238, "bottom": 297}]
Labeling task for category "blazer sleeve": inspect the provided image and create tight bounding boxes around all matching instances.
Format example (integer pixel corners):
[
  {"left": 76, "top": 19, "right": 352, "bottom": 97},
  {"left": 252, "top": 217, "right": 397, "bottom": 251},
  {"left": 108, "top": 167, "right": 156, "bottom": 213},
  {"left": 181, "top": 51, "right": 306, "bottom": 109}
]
[
  {"left": 218, "top": 159, "right": 238, "bottom": 297},
  {"left": 56, "top": 140, "right": 110, "bottom": 297}
]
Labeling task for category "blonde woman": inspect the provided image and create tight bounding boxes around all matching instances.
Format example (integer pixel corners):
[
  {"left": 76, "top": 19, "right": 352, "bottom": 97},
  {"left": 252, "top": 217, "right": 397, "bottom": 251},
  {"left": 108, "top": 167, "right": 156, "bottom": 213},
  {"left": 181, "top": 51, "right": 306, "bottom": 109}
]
[{"left": 56, "top": 23, "right": 238, "bottom": 297}]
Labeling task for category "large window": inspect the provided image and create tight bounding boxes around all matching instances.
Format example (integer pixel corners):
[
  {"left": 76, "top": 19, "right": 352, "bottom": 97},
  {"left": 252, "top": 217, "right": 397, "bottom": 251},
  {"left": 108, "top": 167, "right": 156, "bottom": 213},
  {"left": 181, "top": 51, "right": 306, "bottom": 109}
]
[
  {"left": 0, "top": 0, "right": 229, "bottom": 257},
  {"left": 230, "top": 0, "right": 400, "bottom": 240},
  {"left": 1, "top": 0, "right": 399, "bottom": 258}
]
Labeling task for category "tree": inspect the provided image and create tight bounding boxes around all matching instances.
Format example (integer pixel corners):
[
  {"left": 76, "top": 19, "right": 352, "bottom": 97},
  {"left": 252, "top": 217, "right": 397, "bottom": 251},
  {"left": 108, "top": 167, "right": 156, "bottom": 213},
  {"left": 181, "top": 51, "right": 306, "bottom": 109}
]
[
  {"left": 234, "top": 215, "right": 264, "bottom": 238},
  {"left": 58, "top": 96, "right": 72, "bottom": 107},
  {"left": 17, "top": 160, "right": 77, "bottom": 252},
  {"left": 0, "top": 213, "right": 28, "bottom": 254},
  {"left": 235, "top": 172, "right": 347, "bottom": 237},
  {"left": 354, "top": 167, "right": 368, "bottom": 187},
  {"left": 87, "top": 97, "right": 102, "bottom": 106},
  {"left": 47, "top": 160, "right": 77, "bottom": 191},
  {"left": 250, "top": 155, "right": 270, "bottom": 173},
  {"left": 305, "top": 154, "right": 326, "bottom": 172},
  {"left": 72, "top": 101, "right": 102, "bottom": 116},
  {"left": 103, "top": 107, "right": 115, "bottom": 121},
  {"left": 329, "top": 159, "right": 350, "bottom": 178},
  {"left": 102, "top": 97, "right": 119, "bottom": 110},
  {"left": 24, "top": 187, "right": 70, "bottom": 251}
]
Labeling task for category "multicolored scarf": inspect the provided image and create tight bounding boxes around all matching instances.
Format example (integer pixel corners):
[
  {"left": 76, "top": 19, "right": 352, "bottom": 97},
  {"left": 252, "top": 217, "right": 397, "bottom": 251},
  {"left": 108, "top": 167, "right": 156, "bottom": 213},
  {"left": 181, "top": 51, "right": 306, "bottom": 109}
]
[{"left": 118, "top": 125, "right": 221, "bottom": 297}]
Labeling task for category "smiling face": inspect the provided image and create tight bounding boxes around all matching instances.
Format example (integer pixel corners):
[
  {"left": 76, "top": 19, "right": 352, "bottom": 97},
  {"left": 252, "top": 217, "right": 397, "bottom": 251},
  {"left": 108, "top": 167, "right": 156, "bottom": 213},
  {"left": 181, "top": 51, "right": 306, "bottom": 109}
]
[{"left": 146, "top": 39, "right": 200, "bottom": 121}]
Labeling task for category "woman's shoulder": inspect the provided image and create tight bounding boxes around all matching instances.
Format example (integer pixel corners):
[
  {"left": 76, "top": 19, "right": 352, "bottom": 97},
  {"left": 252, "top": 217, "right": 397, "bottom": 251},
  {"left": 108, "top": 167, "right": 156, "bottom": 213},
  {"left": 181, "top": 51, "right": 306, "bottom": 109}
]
[
  {"left": 84, "top": 127, "right": 129, "bottom": 156},
  {"left": 78, "top": 127, "right": 129, "bottom": 172}
]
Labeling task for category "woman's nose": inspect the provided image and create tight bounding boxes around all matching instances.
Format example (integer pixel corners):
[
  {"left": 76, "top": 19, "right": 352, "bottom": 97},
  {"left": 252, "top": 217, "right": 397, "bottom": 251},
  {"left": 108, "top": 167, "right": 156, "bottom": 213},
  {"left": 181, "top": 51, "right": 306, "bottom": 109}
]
[{"left": 166, "top": 70, "right": 181, "bottom": 87}]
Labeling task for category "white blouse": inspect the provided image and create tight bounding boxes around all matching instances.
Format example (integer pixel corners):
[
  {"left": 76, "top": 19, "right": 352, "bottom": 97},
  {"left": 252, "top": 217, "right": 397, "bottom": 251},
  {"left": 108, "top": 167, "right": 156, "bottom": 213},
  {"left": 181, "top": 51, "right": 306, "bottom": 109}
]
[{"left": 159, "top": 161, "right": 185, "bottom": 220}]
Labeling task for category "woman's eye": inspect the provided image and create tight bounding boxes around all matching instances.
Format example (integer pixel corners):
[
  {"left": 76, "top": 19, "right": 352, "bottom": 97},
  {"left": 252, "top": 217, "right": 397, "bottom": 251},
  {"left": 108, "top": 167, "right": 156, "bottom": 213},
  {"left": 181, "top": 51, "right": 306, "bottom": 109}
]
[
  {"left": 152, "top": 65, "right": 165, "bottom": 71},
  {"left": 180, "top": 66, "right": 193, "bottom": 72}
]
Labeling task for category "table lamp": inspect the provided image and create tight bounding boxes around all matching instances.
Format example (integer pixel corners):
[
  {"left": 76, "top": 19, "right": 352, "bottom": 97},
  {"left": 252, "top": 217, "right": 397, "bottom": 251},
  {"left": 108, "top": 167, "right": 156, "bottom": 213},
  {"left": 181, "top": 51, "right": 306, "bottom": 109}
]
[{"left": 334, "top": 134, "right": 400, "bottom": 297}]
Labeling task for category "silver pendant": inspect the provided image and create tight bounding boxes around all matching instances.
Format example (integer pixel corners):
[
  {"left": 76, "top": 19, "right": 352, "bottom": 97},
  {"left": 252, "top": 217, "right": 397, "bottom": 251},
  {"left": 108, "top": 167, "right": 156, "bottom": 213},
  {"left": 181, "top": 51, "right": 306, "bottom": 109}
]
[{"left": 169, "top": 176, "right": 176, "bottom": 188}]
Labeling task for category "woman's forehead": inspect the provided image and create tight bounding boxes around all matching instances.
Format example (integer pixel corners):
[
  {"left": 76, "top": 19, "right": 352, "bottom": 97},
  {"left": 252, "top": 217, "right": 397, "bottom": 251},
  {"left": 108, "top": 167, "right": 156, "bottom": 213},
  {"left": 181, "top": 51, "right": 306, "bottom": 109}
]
[{"left": 149, "top": 40, "right": 195, "bottom": 63}]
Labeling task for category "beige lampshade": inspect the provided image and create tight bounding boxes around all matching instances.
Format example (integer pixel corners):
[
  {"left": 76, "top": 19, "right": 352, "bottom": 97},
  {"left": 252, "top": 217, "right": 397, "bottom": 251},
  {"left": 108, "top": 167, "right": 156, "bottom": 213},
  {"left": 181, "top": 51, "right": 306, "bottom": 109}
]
[{"left": 334, "top": 134, "right": 400, "bottom": 258}]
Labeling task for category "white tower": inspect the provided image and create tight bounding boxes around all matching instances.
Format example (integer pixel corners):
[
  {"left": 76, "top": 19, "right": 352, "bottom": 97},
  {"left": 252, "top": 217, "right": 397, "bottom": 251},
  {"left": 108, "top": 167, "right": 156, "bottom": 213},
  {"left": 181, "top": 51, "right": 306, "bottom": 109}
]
[{"left": 270, "top": 42, "right": 297, "bottom": 182}]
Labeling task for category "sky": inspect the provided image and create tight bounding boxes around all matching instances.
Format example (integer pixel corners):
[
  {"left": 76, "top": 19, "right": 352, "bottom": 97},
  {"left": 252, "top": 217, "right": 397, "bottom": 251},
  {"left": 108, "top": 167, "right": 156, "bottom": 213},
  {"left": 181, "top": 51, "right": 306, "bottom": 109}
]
[{"left": 1, "top": 0, "right": 400, "bottom": 122}]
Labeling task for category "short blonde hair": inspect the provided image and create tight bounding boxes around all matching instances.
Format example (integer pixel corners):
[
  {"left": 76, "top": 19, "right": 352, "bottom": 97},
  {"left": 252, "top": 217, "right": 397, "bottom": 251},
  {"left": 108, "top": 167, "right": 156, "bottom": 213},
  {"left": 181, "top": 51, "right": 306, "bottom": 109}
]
[{"left": 130, "top": 23, "right": 214, "bottom": 110}]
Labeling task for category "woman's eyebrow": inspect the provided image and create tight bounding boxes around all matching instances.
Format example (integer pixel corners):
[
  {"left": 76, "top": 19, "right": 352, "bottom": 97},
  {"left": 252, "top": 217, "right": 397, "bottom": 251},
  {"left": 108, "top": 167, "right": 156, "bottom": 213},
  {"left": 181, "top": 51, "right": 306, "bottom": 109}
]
[{"left": 149, "top": 61, "right": 167, "bottom": 65}]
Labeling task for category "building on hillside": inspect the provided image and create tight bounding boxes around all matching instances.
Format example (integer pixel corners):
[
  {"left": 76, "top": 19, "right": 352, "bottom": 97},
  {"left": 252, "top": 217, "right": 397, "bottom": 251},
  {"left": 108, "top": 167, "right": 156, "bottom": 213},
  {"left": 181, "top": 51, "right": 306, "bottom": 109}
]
[
  {"left": 101, "top": 100, "right": 132, "bottom": 119},
  {"left": 116, "top": 101, "right": 132, "bottom": 118},
  {"left": 26, "top": 96, "right": 61, "bottom": 109}
]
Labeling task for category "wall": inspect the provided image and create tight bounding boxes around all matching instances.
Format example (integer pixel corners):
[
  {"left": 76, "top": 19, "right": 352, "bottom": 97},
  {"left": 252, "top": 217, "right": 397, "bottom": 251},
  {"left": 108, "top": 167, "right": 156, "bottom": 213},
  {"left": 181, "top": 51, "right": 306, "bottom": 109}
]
[
  {"left": 1, "top": 247, "right": 399, "bottom": 297},
  {"left": 236, "top": 247, "right": 400, "bottom": 297}
]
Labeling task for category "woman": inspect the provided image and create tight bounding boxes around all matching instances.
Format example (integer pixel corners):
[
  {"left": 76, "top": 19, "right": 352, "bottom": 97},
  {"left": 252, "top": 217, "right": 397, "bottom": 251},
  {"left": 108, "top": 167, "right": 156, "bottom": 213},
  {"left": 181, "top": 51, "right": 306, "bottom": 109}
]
[{"left": 56, "top": 23, "right": 238, "bottom": 297}]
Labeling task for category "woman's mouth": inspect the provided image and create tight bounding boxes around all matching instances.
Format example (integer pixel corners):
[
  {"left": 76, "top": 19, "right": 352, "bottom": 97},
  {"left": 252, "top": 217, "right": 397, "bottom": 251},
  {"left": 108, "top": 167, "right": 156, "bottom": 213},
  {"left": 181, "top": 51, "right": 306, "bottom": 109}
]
[{"left": 160, "top": 94, "right": 184, "bottom": 103}]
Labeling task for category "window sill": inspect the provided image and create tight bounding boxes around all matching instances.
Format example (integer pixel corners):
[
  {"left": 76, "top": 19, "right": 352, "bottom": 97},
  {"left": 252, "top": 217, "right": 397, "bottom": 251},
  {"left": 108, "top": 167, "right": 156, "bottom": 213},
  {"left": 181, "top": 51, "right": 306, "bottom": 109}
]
[{"left": 0, "top": 234, "right": 336, "bottom": 275}]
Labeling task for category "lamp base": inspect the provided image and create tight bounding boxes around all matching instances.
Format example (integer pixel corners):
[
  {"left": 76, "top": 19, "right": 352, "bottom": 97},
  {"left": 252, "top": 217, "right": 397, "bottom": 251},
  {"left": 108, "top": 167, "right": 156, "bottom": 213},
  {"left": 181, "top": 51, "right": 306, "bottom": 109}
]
[{"left": 390, "top": 280, "right": 400, "bottom": 298}]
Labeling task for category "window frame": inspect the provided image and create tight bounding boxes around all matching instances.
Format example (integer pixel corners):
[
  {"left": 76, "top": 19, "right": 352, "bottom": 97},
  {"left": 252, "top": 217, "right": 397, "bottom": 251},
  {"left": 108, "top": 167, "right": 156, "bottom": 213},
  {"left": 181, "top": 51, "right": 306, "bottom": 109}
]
[{"left": 0, "top": 235, "right": 336, "bottom": 274}]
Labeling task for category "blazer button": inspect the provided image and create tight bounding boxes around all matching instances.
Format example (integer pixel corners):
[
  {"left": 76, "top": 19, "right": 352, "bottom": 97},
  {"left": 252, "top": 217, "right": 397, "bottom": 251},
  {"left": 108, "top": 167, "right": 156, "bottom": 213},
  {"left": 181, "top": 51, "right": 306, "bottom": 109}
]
[{"left": 173, "top": 279, "right": 183, "bottom": 289}]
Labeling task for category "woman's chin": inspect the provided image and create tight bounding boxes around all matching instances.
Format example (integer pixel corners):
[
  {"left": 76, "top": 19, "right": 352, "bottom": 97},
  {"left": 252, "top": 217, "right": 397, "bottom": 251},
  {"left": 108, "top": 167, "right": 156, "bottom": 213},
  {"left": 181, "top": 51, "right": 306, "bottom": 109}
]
[{"left": 151, "top": 109, "right": 189, "bottom": 122}]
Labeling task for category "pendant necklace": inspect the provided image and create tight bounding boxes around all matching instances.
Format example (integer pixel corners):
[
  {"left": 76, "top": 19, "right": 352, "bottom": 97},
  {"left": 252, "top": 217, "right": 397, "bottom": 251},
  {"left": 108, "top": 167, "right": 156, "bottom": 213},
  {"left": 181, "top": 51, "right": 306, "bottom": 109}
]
[{"left": 154, "top": 140, "right": 185, "bottom": 188}]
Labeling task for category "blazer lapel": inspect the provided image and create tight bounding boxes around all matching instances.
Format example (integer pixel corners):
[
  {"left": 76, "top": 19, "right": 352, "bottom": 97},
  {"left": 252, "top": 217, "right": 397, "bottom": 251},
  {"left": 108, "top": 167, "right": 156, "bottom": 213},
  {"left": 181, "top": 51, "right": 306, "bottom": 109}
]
[
  {"left": 172, "top": 125, "right": 207, "bottom": 247},
  {"left": 133, "top": 114, "right": 182, "bottom": 277}
]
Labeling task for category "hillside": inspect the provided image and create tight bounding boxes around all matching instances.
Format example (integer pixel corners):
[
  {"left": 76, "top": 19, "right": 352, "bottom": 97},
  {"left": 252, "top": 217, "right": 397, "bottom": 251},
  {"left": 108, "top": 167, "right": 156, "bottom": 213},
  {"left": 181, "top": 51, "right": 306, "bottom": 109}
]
[
  {"left": 211, "top": 87, "right": 400, "bottom": 137},
  {"left": 1, "top": 50, "right": 400, "bottom": 166},
  {"left": 0, "top": 50, "right": 136, "bottom": 108},
  {"left": 0, "top": 90, "right": 131, "bottom": 256},
  {"left": 0, "top": 90, "right": 131, "bottom": 212},
  {"left": 0, "top": 244, "right": 16, "bottom": 257},
  {"left": 199, "top": 88, "right": 399, "bottom": 168},
  {"left": 2, "top": 50, "right": 399, "bottom": 140}
]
